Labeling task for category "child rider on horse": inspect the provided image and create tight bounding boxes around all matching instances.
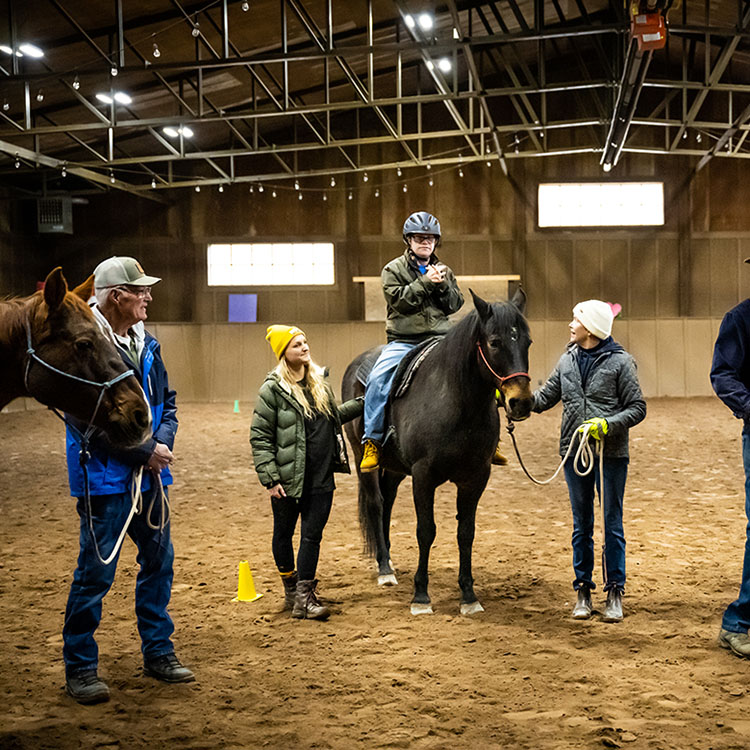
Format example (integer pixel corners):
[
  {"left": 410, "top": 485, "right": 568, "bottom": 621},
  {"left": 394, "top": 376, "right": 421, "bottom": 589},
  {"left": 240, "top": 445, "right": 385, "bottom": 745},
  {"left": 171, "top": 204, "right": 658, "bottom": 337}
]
[{"left": 360, "top": 211, "right": 464, "bottom": 472}]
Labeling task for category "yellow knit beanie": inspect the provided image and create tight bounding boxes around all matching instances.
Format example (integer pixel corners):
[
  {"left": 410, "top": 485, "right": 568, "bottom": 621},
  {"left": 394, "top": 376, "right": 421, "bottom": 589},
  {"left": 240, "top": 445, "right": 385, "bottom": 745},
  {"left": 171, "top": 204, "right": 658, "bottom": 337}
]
[{"left": 265, "top": 324, "right": 305, "bottom": 359}]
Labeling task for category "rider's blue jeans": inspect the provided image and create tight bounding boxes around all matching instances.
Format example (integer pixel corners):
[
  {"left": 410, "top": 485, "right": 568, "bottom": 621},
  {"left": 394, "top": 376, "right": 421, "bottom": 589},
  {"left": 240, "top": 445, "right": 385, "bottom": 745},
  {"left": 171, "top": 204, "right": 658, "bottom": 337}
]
[
  {"left": 363, "top": 341, "right": 415, "bottom": 443},
  {"left": 62, "top": 488, "right": 175, "bottom": 676},
  {"left": 721, "top": 433, "right": 750, "bottom": 634},
  {"left": 563, "top": 454, "right": 629, "bottom": 593}
]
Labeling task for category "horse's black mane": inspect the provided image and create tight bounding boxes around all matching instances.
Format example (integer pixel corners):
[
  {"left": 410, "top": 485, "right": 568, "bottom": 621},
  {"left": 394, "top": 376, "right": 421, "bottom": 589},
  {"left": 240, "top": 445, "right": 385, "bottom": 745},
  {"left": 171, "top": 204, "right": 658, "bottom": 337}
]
[{"left": 437, "top": 300, "right": 528, "bottom": 392}]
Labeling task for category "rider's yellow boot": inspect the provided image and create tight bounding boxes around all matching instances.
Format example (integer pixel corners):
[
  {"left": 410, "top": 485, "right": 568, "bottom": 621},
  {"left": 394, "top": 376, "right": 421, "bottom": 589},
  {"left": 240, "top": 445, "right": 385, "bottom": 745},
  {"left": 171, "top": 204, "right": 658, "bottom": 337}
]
[
  {"left": 360, "top": 440, "right": 380, "bottom": 472},
  {"left": 491, "top": 443, "right": 508, "bottom": 466}
]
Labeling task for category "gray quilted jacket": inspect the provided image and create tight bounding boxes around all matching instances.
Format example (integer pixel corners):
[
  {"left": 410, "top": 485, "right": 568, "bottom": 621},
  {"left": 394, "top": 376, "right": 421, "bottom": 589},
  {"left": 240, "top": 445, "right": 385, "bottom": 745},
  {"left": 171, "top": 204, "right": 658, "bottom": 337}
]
[{"left": 533, "top": 340, "right": 646, "bottom": 458}]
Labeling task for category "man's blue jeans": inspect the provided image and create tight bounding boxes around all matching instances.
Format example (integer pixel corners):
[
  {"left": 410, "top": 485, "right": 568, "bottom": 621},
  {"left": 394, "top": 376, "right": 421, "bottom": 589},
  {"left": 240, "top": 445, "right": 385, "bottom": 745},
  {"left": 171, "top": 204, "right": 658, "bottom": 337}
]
[
  {"left": 62, "top": 488, "right": 175, "bottom": 676},
  {"left": 721, "top": 433, "right": 750, "bottom": 634},
  {"left": 363, "top": 341, "right": 415, "bottom": 443},
  {"left": 563, "top": 454, "right": 629, "bottom": 593}
]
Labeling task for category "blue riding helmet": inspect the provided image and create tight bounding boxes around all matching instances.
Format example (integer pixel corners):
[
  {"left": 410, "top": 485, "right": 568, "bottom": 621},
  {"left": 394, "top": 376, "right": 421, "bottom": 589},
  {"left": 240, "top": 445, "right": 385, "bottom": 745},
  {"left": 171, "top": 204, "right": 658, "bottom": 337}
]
[{"left": 403, "top": 211, "right": 441, "bottom": 246}]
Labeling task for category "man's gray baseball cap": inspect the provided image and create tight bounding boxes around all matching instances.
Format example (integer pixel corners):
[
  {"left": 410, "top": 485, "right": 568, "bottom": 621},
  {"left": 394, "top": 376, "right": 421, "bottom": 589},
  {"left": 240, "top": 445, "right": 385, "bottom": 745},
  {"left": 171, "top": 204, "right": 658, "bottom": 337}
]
[{"left": 94, "top": 256, "right": 161, "bottom": 287}]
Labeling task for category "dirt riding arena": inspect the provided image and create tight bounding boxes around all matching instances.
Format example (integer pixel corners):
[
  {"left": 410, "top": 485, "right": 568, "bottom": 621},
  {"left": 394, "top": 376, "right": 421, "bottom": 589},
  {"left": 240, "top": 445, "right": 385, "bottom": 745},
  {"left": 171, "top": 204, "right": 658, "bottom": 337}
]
[{"left": 1, "top": 397, "right": 749, "bottom": 749}]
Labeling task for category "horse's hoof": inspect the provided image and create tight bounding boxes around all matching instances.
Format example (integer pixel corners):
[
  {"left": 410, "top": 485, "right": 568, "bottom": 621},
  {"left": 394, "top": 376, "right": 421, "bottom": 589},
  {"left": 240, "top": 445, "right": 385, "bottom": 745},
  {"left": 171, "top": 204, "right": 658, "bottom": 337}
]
[
  {"left": 410, "top": 602, "right": 433, "bottom": 615},
  {"left": 460, "top": 601, "right": 485, "bottom": 615},
  {"left": 378, "top": 573, "right": 398, "bottom": 586}
]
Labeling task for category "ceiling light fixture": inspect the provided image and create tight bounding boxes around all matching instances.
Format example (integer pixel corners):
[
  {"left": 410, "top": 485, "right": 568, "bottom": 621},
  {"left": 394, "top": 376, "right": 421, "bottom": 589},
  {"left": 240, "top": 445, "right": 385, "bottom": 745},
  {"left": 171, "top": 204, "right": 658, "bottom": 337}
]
[
  {"left": 404, "top": 14, "right": 415, "bottom": 29},
  {"left": 95, "top": 93, "right": 113, "bottom": 104},
  {"left": 113, "top": 92, "right": 132, "bottom": 105},
  {"left": 180, "top": 125, "right": 194, "bottom": 138},
  {"left": 0, "top": 45, "right": 12, "bottom": 54},
  {"left": 162, "top": 126, "right": 179, "bottom": 138},
  {"left": 417, "top": 13, "right": 434, "bottom": 31},
  {"left": 426, "top": 60, "right": 434, "bottom": 71},
  {"left": 437, "top": 58, "right": 451, "bottom": 73},
  {"left": 241, "top": 1, "right": 249, "bottom": 10},
  {"left": 19, "top": 43, "right": 44, "bottom": 58},
  {"left": 110, "top": 66, "right": 118, "bottom": 76}
]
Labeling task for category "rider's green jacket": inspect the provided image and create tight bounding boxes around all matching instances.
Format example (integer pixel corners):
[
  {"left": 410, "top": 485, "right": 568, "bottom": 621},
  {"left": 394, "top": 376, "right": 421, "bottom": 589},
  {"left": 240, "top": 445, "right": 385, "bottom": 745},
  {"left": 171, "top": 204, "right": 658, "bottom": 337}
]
[
  {"left": 381, "top": 249, "right": 464, "bottom": 343},
  {"left": 250, "top": 369, "right": 363, "bottom": 498}
]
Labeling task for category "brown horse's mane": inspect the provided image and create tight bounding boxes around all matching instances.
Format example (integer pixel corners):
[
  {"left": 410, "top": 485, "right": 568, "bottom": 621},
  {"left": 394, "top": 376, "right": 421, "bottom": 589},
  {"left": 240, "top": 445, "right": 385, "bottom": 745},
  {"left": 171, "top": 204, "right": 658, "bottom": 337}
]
[{"left": 0, "top": 292, "right": 42, "bottom": 349}]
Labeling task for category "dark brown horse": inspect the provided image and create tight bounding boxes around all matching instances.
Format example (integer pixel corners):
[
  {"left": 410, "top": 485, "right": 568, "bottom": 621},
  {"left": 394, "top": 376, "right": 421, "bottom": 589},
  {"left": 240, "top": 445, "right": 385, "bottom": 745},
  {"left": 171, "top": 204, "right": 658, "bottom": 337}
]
[
  {"left": 0, "top": 267, "right": 151, "bottom": 447},
  {"left": 343, "top": 289, "right": 533, "bottom": 615}
]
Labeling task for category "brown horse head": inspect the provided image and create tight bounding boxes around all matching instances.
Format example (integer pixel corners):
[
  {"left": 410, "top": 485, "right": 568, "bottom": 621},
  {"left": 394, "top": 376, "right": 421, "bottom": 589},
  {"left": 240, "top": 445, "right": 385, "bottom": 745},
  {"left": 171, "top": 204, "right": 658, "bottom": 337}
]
[{"left": 10, "top": 267, "right": 152, "bottom": 447}]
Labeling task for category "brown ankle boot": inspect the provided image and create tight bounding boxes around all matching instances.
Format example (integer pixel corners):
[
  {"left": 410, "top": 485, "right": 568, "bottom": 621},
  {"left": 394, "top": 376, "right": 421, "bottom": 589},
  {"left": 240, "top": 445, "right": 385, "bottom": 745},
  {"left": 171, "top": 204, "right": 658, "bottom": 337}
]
[
  {"left": 280, "top": 572, "right": 298, "bottom": 611},
  {"left": 292, "top": 579, "right": 330, "bottom": 620}
]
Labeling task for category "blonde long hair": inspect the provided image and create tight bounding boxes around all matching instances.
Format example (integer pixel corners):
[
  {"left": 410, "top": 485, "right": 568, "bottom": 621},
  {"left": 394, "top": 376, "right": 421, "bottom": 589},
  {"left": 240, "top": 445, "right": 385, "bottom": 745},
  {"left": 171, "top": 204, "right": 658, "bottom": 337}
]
[{"left": 275, "top": 358, "right": 334, "bottom": 420}]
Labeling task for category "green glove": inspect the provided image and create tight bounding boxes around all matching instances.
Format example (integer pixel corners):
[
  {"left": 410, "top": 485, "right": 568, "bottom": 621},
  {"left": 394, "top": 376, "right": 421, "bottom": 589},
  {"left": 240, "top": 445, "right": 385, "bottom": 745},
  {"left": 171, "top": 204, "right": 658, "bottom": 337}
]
[{"left": 579, "top": 417, "right": 608, "bottom": 441}]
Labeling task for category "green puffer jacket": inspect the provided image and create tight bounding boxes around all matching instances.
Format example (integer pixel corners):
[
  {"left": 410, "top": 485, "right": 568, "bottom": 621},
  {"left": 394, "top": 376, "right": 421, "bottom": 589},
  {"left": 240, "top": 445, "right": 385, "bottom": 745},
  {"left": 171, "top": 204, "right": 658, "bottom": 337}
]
[
  {"left": 382, "top": 249, "right": 464, "bottom": 343},
  {"left": 250, "top": 370, "right": 363, "bottom": 498}
]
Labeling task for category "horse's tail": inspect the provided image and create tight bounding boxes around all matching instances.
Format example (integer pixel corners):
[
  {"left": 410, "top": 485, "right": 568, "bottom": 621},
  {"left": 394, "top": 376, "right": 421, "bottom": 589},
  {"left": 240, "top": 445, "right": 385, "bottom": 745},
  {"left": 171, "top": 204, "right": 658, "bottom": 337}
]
[{"left": 357, "top": 469, "right": 384, "bottom": 558}]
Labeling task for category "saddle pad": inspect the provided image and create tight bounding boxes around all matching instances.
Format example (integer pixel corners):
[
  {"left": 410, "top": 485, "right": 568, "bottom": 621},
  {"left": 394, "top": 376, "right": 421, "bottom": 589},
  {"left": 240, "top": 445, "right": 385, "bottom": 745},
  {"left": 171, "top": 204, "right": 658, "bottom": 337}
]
[
  {"left": 391, "top": 337, "right": 441, "bottom": 401},
  {"left": 354, "top": 345, "right": 386, "bottom": 387}
]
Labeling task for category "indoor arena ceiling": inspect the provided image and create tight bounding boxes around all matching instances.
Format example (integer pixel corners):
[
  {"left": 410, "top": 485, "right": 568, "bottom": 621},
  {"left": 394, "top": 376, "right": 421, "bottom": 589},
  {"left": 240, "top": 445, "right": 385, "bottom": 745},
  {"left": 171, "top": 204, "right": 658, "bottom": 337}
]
[{"left": 1, "top": 0, "right": 750, "bottom": 201}]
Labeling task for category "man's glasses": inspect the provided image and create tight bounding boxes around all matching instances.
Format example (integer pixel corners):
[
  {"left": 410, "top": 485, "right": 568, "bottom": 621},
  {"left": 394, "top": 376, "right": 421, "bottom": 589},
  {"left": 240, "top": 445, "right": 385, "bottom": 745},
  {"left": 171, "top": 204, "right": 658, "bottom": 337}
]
[
  {"left": 115, "top": 285, "right": 151, "bottom": 298},
  {"left": 410, "top": 234, "right": 437, "bottom": 243}
]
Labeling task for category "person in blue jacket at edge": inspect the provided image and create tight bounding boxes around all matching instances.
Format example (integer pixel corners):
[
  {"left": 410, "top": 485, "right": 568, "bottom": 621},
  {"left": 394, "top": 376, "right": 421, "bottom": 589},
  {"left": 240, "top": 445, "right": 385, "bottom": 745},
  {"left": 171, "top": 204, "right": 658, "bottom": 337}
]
[
  {"left": 711, "top": 258, "right": 750, "bottom": 660},
  {"left": 62, "top": 256, "right": 194, "bottom": 705}
]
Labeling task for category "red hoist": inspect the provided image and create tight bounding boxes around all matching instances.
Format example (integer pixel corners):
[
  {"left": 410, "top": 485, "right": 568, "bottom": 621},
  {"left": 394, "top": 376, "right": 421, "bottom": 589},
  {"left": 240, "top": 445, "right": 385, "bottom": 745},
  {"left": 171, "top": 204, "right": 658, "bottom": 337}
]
[{"left": 630, "top": 2, "right": 668, "bottom": 52}]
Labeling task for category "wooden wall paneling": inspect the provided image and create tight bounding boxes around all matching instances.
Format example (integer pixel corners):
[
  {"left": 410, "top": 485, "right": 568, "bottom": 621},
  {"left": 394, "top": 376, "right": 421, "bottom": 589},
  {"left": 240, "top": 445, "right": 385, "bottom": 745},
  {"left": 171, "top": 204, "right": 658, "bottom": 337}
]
[
  {"left": 688, "top": 238, "right": 712, "bottom": 316},
  {"left": 490, "top": 239, "right": 514, "bottom": 276},
  {"left": 709, "top": 237, "right": 740, "bottom": 317},
  {"left": 629, "top": 236, "right": 658, "bottom": 317},
  {"left": 656, "top": 237, "right": 680, "bottom": 317},
  {"left": 683, "top": 319, "right": 715, "bottom": 397},
  {"left": 523, "top": 239, "right": 547, "bottom": 319},
  {"left": 573, "top": 238, "right": 602, "bottom": 302},
  {"left": 655, "top": 319, "right": 687, "bottom": 396},
  {"left": 603, "top": 238, "right": 629, "bottom": 311},
  {"left": 461, "top": 240, "right": 491, "bottom": 276},
  {"left": 210, "top": 325, "right": 246, "bottom": 402},
  {"left": 627, "top": 320, "right": 657, "bottom": 396},
  {"left": 546, "top": 240, "right": 575, "bottom": 318}
]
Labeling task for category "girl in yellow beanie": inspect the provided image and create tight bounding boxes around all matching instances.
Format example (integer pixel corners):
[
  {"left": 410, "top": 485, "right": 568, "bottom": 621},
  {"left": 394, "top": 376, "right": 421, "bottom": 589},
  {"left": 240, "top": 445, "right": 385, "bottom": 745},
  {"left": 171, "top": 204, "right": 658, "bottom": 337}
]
[{"left": 250, "top": 325, "right": 363, "bottom": 619}]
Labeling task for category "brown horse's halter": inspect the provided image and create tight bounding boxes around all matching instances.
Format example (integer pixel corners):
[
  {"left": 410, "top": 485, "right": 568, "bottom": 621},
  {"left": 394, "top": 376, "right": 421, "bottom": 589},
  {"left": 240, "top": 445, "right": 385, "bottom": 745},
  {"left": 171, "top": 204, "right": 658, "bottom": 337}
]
[{"left": 475, "top": 342, "right": 530, "bottom": 385}]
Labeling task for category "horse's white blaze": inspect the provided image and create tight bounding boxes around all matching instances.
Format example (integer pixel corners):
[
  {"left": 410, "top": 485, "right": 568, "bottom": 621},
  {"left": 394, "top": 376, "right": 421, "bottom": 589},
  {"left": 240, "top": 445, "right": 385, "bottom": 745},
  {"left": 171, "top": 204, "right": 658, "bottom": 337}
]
[
  {"left": 410, "top": 602, "right": 433, "bottom": 615},
  {"left": 460, "top": 601, "right": 485, "bottom": 615},
  {"left": 377, "top": 573, "right": 398, "bottom": 586}
]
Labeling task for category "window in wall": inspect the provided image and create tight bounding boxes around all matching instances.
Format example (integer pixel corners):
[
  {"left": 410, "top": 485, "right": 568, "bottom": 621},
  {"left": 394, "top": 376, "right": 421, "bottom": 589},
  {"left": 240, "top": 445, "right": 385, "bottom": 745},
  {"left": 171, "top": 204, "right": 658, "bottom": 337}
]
[
  {"left": 207, "top": 242, "right": 335, "bottom": 286},
  {"left": 537, "top": 182, "right": 664, "bottom": 227}
]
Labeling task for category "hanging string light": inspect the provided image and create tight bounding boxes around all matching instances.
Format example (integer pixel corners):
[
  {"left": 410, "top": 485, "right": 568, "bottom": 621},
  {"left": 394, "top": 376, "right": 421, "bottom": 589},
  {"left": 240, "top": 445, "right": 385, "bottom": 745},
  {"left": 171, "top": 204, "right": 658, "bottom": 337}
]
[
  {"left": 72, "top": 74, "right": 80, "bottom": 91},
  {"left": 272, "top": 189, "right": 277, "bottom": 197},
  {"left": 402, "top": 183, "right": 407, "bottom": 193},
  {"left": 396, "top": 166, "right": 402, "bottom": 177},
  {"left": 109, "top": 170, "right": 115, "bottom": 183},
  {"left": 249, "top": 185, "right": 254, "bottom": 193},
  {"left": 375, "top": 188, "right": 380, "bottom": 198},
  {"left": 363, "top": 172, "right": 369, "bottom": 182},
  {"left": 322, "top": 193, "right": 328, "bottom": 201},
  {"left": 191, "top": 21, "right": 201, "bottom": 37},
  {"left": 241, "top": 1, "right": 250, "bottom": 10},
  {"left": 151, "top": 176, "right": 157, "bottom": 188},
  {"left": 152, "top": 42, "right": 161, "bottom": 58},
  {"left": 2, "top": 98, "right": 8, "bottom": 111},
  {"left": 61, "top": 163, "right": 67, "bottom": 177},
  {"left": 36, "top": 89, "right": 44, "bottom": 102},
  {"left": 195, "top": 185, "right": 200, "bottom": 192},
  {"left": 218, "top": 184, "right": 224, "bottom": 192},
  {"left": 428, "top": 176, "right": 434, "bottom": 187},
  {"left": 330, "top": 176, "right": 336, "bottom": 187},
  {"left": 348, "top": 191, "right": 353, "bottom": 200},
  {"left": 294, "top": 179, "right": 300, "bottom": 190},
  {"left": 258, "top": 183, "right": 264, "bottom": 192},
  {"left": 110, "top": 66, "right": 118, "bottom": 76},
  {"left": 14, "top": 154, "right": 20, "bottom": 168}
]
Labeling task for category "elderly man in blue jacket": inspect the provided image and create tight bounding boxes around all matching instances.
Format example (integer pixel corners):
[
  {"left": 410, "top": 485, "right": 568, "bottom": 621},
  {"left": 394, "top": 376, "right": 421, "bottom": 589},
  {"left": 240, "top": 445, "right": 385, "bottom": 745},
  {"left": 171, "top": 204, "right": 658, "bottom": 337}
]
[
  {"left": 62, "top": 256, "right": 194, "bottom": 704},
  {"left": 711, "top": 273, "right": 750, "bottom": 660}
]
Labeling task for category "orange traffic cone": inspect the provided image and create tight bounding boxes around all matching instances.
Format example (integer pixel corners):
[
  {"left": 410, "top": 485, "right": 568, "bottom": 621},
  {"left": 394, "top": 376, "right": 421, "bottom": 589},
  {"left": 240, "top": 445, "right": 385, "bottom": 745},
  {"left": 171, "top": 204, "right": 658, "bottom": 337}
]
[{"left": 232, "top": 560, "right": 263, "bottom": 602}]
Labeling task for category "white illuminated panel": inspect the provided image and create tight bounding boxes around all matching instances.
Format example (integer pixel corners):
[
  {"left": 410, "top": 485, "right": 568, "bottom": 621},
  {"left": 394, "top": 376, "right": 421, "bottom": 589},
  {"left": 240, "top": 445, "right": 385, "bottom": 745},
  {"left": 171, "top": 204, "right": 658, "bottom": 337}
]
[
  {"left": 538, "top": 182, "right": 664, "bottom": 227},
  {"left": 207, "top": 242, "right": 335, "bottom": 286}
]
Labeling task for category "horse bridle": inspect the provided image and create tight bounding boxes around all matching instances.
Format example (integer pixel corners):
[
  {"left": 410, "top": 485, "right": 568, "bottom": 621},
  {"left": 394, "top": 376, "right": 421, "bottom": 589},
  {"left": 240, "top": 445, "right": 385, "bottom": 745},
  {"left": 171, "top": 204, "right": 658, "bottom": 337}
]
[
  {"left": 23, "top": 314, "right": 135, "bottom": 434},
  {"left": 476, "top": 342, "right": 530, "bottom": 386}
]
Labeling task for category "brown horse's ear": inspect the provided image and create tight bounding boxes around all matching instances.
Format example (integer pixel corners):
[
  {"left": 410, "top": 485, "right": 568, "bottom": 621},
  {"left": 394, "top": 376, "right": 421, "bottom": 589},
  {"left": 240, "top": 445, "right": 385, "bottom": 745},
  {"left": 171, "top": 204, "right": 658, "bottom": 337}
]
[
  {"left": 72, "top": 274, "right": 95, "bottom": 302},
  {"left": 510, "top": 285, "right": 527, "bottom": 315},
  {"left": 43, "top": 267, "right": 68, "bottom": 312},
  {"left": 470, "top": 288, "right": 492, "bottom": 321}
]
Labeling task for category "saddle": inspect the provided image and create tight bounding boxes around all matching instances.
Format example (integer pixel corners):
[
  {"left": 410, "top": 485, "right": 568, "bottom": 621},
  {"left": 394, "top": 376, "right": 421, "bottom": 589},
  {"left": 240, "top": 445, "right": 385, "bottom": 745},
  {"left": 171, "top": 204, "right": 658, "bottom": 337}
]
[{"left": 389, "top": 336, "right": 441, "bottom": 402}]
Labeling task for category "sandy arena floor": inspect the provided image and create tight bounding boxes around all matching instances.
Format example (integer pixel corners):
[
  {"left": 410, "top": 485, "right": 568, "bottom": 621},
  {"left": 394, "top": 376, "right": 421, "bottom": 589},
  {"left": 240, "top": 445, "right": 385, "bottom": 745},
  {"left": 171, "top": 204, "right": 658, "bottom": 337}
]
[{"left": 1, "top": 397, "right": 749, "bottom": 749}]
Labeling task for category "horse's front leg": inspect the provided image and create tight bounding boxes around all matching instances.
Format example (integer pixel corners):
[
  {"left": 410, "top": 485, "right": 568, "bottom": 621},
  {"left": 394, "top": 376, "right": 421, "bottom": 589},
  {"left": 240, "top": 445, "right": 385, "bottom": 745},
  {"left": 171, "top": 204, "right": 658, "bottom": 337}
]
[
  {"left": 456, "top": 476, "right": 488, "bottom": 615},
  {"left": 411, "top": 471, "right": 437, "bottom": 615}
]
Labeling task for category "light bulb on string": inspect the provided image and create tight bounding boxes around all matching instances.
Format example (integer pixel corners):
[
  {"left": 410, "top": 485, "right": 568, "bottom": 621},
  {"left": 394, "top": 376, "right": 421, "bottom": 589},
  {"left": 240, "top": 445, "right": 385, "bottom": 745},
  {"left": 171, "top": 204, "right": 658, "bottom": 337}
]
[
  {"left": 72, "top": 75, "right": 80, "bottom": 90},
  {"left": 396, "top": 166, "right": 402, "bottom": 177},
  {"left": 363, "top": 172, "right": 368, "bottom": 182},
  {"left": 152, "top": 42, "right": 161, "bottom": 58},
  {"left": 218, "top": 184, "right": 224, "bottom": 193},
  {"left": 330, "top": 176, "right": 336, "bottom": 187},
  {"left": 109, "top": 170, "right": 115, "bottom": 183},
  {"left": 298, "top": 192, "right": 303, "bottom": 201},
  {"left": 428, "top": 176, "right": 434, "bottom": 187},
  {"left": 682, "top": 131, "right": 688, "bottom": 140},
  {"left": 241, "top": 1, "right": 249, "bottom": 10},
  {"left": 258, "top": 183, "right": 264, "bottom": 192},
  {"left": 195, "top": 185, "right": 201, "bottom": 192},
  {"left": 696, "top": 132, "right": 702, "bottom": 143},
  {"left": 14, "top": 154, "right": 20, "bottom": 168},
  {"left": 323, "top": 193, "right": 328, "bottom": 201},
  {"left": 348, "top": 191, "right": 353, "bottom": 200},
  {"left": 426, "top": 162, "right": 431, "bottom": 170},
  {"left": 36, "top": 89, "right": 44, "bottom": 102},
  {"left": 458, "top": 168, "right": 464, "bottom": 177},
  {"left": 192, "top": 22, "right": 201, "bottom": 37},
  {"left": 272, "top": 190, "right": 277, "bottom": 198},
  {"left": 294, "top": 179, "right": 300, "bottom": 191},
  {"left": 61, "top": 164, "right": 67, "bottom": 177},
  {"left": 151, "top": 177, "right": 157, "bottom": 188},
  {"left": 375, "top": 188, "right": 380, "bottom": 198},
  {"left": 402, "top": 183, "right": 407, "bottom": 193},
  {"left": 2, "top": 98, "right": 8, "bottom": 111},
  {"left": 110, "top": 66, "right": 118, "bottom": 76},
  {"left": 249, "top": 185, "right": 254, "bottom": 193}
]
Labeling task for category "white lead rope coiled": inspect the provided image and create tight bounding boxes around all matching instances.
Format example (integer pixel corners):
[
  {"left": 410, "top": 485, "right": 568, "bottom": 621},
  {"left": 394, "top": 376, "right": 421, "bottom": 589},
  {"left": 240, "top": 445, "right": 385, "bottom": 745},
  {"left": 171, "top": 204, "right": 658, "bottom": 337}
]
[{"left": 506, "top": 418, "right": 609, "bottom": 584}]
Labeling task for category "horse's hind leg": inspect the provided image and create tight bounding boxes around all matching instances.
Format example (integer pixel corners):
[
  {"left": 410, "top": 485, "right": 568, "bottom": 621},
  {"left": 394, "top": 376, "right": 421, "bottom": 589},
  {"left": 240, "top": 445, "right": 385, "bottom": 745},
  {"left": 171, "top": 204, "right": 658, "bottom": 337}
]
[
  {"left": 411, "top": 472, "right": 437, "bottom": 615},
  {"left": 456, "top": 481, "right": 486, "bottom": 615},
  {"left": 377, "top": 470, "right": 404, "bottom": 586}
]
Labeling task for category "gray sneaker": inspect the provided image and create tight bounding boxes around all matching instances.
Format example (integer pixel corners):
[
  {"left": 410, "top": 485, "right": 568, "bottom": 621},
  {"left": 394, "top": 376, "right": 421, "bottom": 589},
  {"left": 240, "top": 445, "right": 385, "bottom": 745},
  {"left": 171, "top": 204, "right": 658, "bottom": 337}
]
[
  {"left": 65, "top": 669, "right": 110, "bottom": 705},
  {"left": 602, "top": 589, "right": 623, "bottom": 622},
  {"left": 719, "top": 628, "right": 750, "bottom": 658},
  {"left": 572, "top": 588, "right": 593, "bottom": 619}
]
